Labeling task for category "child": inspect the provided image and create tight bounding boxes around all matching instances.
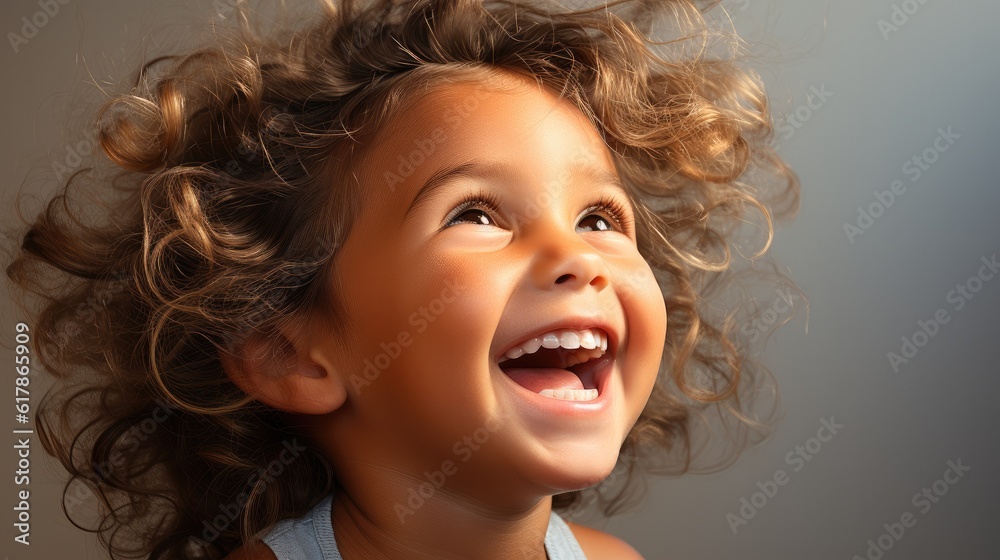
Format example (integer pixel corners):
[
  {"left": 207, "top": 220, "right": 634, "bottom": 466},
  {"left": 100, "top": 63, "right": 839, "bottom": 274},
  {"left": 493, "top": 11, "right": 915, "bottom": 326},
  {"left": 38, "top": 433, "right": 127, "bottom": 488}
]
[{"left": 5, "top": 0, "right": 799, "bottom": 558}]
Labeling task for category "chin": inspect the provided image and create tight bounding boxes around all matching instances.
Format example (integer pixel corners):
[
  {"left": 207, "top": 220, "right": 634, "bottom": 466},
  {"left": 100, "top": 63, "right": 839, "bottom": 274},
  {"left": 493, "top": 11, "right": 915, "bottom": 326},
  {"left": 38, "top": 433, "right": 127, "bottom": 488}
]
[{"left": 528, "top": 442, "right": 622, "bottom": 494}]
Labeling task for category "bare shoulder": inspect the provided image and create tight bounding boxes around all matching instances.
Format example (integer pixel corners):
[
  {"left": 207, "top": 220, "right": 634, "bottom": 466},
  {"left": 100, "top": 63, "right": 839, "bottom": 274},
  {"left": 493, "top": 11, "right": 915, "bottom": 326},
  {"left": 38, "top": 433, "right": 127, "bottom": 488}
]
[
  {"left": 223, "top": 540, "right": 278, "bottom": 560},
  {"left": 564, "top": 520, "right": 645, "bottom": 560}
]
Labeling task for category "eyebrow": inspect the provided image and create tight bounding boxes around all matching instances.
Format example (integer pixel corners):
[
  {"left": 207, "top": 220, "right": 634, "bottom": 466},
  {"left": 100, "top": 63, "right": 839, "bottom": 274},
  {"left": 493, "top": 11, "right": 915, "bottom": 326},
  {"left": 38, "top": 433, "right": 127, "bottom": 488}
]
[{"left": 401, "top": 159, "right": 628, "bottom": 223}]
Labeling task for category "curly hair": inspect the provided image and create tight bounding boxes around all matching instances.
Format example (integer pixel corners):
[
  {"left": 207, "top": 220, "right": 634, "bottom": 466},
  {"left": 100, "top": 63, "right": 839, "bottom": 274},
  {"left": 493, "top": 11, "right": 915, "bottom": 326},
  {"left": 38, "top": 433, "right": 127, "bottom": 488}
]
[{"left": 4, "top": 0, "right": 800, "bottom": 558}]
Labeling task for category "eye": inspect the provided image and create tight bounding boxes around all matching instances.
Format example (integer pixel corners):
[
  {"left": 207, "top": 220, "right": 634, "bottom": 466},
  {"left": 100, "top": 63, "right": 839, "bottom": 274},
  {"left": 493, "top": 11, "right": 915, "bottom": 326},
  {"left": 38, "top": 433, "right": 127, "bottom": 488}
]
[
  {"left": 449, "top": 207, "right": 495, "bottom": 226},
  {"left": 577, "top": 213, "right": 617, "bottom": 232},
  {"left": 443, "top": 189, "right": 504, "bottom": 228},
  {"left": 441, "top": 190, "right": 633, "bottom": 233},
  {"left": 577, "top": 195, "right": 632, "bottom": 234}
]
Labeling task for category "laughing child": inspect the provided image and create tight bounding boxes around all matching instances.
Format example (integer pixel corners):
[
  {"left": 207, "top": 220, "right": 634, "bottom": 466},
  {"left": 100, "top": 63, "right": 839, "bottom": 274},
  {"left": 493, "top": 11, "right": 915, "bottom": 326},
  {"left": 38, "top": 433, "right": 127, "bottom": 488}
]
[{"left": 5, "top": 0, "right": 799, "bottom": 558}]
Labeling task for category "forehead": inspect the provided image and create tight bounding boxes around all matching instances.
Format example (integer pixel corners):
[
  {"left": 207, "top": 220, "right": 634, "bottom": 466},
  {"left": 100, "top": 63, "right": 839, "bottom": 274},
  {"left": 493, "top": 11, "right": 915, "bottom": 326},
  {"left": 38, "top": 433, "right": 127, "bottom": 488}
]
[{"left": 351, "top": 71, "right": 618, "bottom": 213}]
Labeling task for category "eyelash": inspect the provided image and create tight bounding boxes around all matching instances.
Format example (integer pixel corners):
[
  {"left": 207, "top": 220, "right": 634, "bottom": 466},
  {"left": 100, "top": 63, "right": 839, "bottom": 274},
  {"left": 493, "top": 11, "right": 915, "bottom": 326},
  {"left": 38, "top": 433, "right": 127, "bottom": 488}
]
[{"left": 443, "top": 188, "right": 632, "bottom": 233}]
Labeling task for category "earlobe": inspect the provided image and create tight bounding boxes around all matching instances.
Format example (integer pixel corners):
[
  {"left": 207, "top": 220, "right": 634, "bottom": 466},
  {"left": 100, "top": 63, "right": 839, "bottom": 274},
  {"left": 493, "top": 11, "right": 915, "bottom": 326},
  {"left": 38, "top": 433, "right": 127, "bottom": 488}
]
[{"left": 218, "top": 319, "right": 348, "bottom": 415}]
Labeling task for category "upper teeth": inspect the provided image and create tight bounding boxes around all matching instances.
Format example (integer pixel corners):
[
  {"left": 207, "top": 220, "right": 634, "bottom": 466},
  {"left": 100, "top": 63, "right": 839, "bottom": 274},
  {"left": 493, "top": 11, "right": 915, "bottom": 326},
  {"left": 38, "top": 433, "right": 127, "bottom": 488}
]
[{"left": 498, "top": 328, "right": 608, "bottom": 363}]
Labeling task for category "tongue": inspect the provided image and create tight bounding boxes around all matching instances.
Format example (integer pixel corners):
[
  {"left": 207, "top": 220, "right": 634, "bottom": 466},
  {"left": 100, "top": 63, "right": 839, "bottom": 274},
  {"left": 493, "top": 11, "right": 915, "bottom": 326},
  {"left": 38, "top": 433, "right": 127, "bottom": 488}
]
[{"left": 502, "top": 367, "right": 585, "bottom": 394}]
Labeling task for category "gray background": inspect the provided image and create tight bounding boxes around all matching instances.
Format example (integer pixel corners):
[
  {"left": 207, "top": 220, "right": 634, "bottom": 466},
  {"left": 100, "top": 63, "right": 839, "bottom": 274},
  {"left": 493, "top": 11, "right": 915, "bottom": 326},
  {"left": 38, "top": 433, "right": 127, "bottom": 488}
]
[{"left": 2, "top": 1, "right": 997, "bottom": 559}]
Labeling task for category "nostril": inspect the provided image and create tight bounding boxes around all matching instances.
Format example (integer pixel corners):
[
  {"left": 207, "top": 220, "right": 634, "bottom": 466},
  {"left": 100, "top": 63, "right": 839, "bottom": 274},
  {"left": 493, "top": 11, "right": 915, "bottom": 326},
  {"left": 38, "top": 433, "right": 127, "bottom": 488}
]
[{"left": 555, "top": 274, "right": 573, "bottom": 284}]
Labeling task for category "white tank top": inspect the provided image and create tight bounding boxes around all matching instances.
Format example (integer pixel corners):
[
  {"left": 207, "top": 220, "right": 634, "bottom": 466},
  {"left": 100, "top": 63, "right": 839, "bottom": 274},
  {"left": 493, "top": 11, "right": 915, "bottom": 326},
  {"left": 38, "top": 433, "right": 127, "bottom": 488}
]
[{"left": 261, "top": 491, "right": 588, "bottom": 559}]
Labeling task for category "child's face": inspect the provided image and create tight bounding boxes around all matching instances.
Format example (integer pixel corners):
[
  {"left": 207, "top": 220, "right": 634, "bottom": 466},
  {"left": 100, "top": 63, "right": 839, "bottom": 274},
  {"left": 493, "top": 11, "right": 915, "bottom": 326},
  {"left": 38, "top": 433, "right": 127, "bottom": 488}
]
[{"left": 319, "top": 72, "right": 667, "bottom": 504}]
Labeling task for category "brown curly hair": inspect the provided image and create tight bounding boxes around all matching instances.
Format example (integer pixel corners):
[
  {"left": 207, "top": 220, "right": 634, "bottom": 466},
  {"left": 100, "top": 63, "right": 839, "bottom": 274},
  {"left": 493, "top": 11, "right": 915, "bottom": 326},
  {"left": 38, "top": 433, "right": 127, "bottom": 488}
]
[{"left": 4, "top": 0, "right": 800, "bottom": 558}]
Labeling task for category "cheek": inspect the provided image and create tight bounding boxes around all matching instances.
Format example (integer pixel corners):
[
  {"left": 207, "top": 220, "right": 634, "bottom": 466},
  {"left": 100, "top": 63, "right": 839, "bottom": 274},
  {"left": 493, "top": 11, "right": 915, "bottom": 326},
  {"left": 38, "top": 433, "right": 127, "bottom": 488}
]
[
  {"left": 391, "top": 256, "right": 509, "bottom": 375},
  {"left": 350, "top": 250, "right": 509, "bottom": 408},
  {"left": 613, "top": 254, "right": 668, "bottom": 407},
  {"left": 606, "top": 247, "right": 668, "bottom": 339},
  {"left": 328, "top": 225, "right": 514, "bottom": 448},
  {"left": 359, "top": 261, "right": 513, "bottom": 451}
]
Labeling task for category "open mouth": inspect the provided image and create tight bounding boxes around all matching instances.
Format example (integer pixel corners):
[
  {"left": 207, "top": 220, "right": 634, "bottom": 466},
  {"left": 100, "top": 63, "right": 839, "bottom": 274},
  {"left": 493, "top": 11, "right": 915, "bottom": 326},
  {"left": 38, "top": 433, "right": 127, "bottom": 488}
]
[{"left": 496, "top": 328, "right": 611, "bottom": 402}]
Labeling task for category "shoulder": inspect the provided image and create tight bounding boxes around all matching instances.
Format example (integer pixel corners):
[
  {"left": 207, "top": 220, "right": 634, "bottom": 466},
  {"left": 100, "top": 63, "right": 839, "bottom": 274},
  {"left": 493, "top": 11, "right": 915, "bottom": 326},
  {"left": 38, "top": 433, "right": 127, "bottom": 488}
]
[
  {"left": 564, "top": 520, "right": 645, "bottom": 560},
  {"left": 223, "top": 540, "right": 278, "bottom": 560}
]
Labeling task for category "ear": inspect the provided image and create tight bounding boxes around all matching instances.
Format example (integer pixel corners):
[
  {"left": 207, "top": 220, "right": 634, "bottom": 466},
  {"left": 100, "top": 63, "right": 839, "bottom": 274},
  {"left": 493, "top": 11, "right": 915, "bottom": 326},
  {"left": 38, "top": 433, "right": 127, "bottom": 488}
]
[{"left": 218, "top": 316, "right": 347, "bottom": 415}]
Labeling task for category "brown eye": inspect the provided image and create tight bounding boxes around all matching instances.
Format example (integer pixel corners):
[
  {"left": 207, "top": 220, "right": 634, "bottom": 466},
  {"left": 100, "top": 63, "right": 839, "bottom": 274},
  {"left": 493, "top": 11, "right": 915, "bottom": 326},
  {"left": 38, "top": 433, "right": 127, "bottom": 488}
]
[
  {"left": 576, "top": 196, "right": 631, "bottom": 234},
  {"left": 449, "top": 208, "right": 495, "bottom": 226},
  {"left": 443, "top": 190, "right": 504, "bottom": 229},
  {"left": 577, "top": 213, "right": 617, "bottom": 232}
]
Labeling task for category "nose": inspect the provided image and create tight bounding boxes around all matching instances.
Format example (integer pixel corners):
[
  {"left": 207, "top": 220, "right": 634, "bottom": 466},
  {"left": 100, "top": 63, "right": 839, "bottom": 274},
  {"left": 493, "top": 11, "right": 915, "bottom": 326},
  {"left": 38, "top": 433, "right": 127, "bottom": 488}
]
[{"left": 530, "top": 232, "right": 611, "bottom": 292}]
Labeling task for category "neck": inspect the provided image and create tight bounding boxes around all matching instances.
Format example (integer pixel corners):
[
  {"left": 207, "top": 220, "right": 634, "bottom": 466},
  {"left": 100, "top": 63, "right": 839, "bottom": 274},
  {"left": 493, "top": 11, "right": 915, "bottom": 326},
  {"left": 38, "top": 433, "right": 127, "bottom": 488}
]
[{"left": 329, "top": 477, "right": 552, "bottom": 560}]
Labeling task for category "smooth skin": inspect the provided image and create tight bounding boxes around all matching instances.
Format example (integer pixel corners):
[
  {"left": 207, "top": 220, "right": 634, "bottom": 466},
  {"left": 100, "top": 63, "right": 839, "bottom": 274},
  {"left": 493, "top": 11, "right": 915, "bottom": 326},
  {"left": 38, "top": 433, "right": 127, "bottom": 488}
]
[{"left": 223, "top": 69, "right": 665, "bottom": 559}]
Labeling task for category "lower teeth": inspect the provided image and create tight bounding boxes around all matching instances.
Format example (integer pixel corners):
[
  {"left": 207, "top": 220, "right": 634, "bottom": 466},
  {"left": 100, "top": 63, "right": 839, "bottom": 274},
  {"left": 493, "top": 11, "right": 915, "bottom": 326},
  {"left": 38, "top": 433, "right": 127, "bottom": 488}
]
[{"left": 537, "top": 388, "right": 598, "bottom": 401}]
